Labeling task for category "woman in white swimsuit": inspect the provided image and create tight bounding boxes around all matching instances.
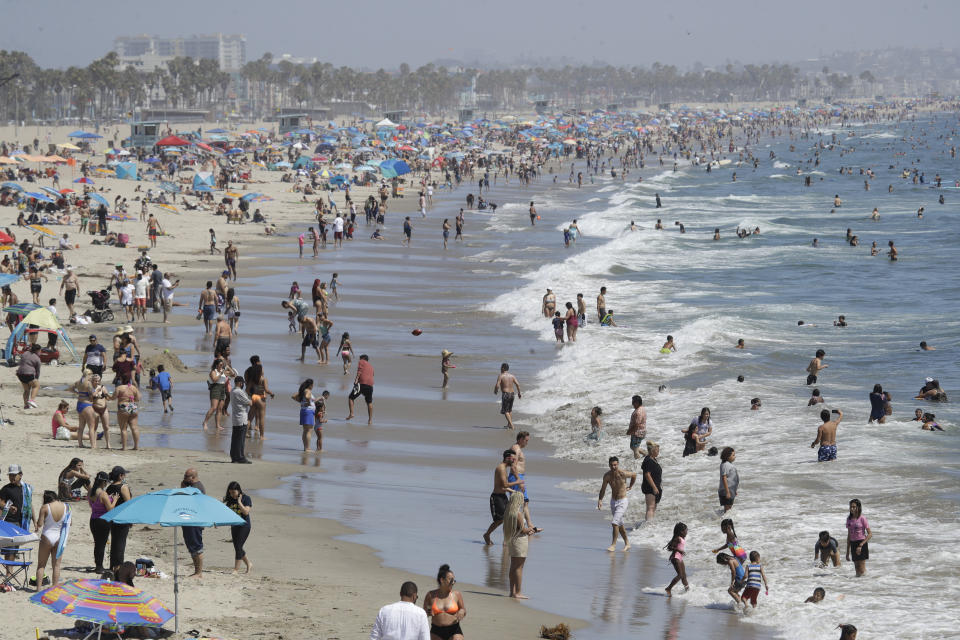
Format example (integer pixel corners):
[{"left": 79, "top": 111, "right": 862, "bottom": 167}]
[{"left": 35, "top": 490, "right": 68, "bottom": 588}]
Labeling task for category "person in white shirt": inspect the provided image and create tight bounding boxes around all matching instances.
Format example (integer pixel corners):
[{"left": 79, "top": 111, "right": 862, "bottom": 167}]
[
  {"left": 134, "top": 273, "right": 149, "bottom": 321},
  {"left": 370, "top": 581, "right": 429, "bottom": 640},
  {"left": 120, "top": 280, "right": 136, "bottom": 322},
  {"left": 160, "top": 274, "right": 180, "bottom": 324},
  {"left": 333, "top": 214, "right": 345, "bottom": 248}
]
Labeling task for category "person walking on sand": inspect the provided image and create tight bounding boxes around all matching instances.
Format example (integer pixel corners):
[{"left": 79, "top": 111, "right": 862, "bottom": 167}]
[
  {"left": 293, "top": 379, "right": 316, "bottom": 452},
  {"left": 494, "top": 362, "right": 522, "bottom": 430},
  {"left": 229, "top": 376, "right": 252, "bottom": 464},
  {"left": 503, "top": 491, "right": 534, "bottom": 599},
  {"left": 181, "top": 468, "right": 206, "bottom": 578},
  {"left": 627, "top": 395, "right": 647, "bottom": 458},
  {"left": 509, "top": 432, "right": 543, "bottom": 534},
  {"left": 597, "top": 456, "right": 636, "bottom": 552},
  {"left": 224, "top": 481, "right": 253, "bottom": 574},
  {"left": 811, "top": 409, "right": 842, "bottom": 461},
  {"left": 665, "top": 522, "right": 689, "bottom": 596},
  {"left": 347, "top": 354, "right": 374, "bottom": 424},
  {"left": 482, "top": 449, "right": 524, "bottom": 545},
  {"left": 224, "top": 240, "right": 238, "bottom": 280}
]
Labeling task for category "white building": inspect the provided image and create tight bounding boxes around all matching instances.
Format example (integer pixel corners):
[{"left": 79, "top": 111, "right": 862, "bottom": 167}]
[{"left": 114, "top": 33, "right": 247, "bottom": 72}]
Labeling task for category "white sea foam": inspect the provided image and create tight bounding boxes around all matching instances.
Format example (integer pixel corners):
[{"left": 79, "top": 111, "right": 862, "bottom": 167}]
[{"left": 480, "top": 120, "right": 960, "bottom": 640}]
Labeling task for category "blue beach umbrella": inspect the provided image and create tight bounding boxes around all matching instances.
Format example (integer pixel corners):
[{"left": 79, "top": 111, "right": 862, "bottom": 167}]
[
  {"left": 0, "top": 274, "right": 20, "bottom": 288},
  {"left": 87, "top": 193, "right": 110, "bottom": 208},
  {"left": 100, "top": 487, "right": 243, "bottom": 632},
  {"left": 1, "top": 181, "right": 23, "bottom": 191},
  {"left": 0, "top": 518, "right": 38, "bottom": 546}
]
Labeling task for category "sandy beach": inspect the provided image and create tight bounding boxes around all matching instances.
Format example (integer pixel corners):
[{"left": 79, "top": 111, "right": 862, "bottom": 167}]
[{"left": 0, "top": 120, "right": 597, "bottom": 640}]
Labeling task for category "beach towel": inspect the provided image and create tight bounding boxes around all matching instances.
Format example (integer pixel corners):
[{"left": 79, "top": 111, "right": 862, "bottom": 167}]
[
  {"left": 55, "top": 505, "right": 71, "bottom": 559},
  {"left": 19, "top": 482, "right": 33, "bottom": 530}
]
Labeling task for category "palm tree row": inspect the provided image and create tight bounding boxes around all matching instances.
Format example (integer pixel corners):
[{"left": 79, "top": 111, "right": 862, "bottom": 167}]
[{"left": 0, "top": 47, "right": 867, "bottom": 126}]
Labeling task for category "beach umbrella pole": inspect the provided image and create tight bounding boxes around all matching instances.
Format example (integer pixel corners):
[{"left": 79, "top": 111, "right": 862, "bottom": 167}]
[{"left": 173, "top": 527, "right": 179, "bottom": 633}]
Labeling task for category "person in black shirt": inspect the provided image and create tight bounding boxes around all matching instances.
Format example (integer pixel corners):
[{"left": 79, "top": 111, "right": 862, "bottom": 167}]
[{"left": 640, "top": 443, "right": 662, "bottom": 522}]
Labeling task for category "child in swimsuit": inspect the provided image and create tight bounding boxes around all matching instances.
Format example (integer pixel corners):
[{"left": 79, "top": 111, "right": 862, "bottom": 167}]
[
  {"left": 665, "top": 522, "right": 689, "bottom": 595},
  {"left": 586, "top": 406, "right": 603, "bottom": 442}
]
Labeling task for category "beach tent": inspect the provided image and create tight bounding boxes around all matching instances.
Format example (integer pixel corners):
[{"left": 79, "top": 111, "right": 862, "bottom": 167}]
[
  {"left": 4, "top": 314, "right": 77, "bottom": 365},
  {"left": 376, "top": 118, "right": 398, "bottom": 128},
  {"left": 380, "top": 158, "right": 410, "bottom": 176},
  {"left": 115, "top": 162, "right": 138, "bottom": 180},
  {"left": 156, "top": 135, "right": 191, "bottom": 147},
  {"left": 292, "top": 157, "right": 312, "bottom": 169},
  {"left": 192, "top": 172, "right": 215, "bottom": 190}
]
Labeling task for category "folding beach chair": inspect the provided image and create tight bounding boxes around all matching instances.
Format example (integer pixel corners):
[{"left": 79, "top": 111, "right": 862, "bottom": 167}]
[{"left": 0, "top": 546, "right": 33, "bottom": 589}]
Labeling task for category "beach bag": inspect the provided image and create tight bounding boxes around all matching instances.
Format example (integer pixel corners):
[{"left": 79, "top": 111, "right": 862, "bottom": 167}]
[{"left": 55, "top": 426, "right": 71, "bottom": 441}]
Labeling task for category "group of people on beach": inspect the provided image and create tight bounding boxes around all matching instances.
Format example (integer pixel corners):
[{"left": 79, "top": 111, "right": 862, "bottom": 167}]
[{"left": 1, "top": 462, "right": 254, "bottom": 594}]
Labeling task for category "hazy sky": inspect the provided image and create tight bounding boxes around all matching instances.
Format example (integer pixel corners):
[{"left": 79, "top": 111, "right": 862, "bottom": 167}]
[{"left": 2, "top": 0, "right": 957, "bottom": 70}]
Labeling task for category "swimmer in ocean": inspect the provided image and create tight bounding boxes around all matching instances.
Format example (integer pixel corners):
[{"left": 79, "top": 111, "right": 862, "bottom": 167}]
[
  {"left": 660, "top": 335, "right": 676, "bottom": 353},
  {"left": 888, "top": 240, "right": 898, "bottom": 261},
  {"left": 919, "top": 341, "right": 935, "bottom": 351},
  {"left": 871, "top": 208, "right": 880, "bottom": 220},
  {"left": 735, "top": 339, "right": 745, "bottom": 349},
  {"left": 811, "top": 409, "right": 842, "bottom": 462}
]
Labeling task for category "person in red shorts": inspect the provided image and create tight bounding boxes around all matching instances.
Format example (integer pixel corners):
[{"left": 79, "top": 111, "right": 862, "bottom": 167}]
[{"left": 740, "top": 550, "right": 769, "bottom": 609}]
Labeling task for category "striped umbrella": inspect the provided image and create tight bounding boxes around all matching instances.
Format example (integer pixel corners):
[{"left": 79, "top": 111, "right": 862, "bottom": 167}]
[{"left": 30, "top": 579, "right": 173, "bottom": 630}]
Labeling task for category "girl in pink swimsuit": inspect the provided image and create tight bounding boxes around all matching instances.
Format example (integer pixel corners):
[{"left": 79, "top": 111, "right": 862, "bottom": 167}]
[{"left": 665, "top": 522, "right": 689, "bottom": 595}]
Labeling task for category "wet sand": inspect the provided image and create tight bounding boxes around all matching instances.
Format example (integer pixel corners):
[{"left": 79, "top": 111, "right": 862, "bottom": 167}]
[{"left": 129, "top": 175, "right": 776, "bottom": 639}]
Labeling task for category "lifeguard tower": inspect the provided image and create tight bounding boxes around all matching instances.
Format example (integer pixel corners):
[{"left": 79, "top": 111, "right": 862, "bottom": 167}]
[
  {"left": 129, "top": 121, "right": 163, "bottom": 148},
  {"left": 279, "top": 114, "right": 309, "bottom": 135}
]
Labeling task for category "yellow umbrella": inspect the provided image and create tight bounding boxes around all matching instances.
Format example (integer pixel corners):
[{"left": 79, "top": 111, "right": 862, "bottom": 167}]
[
  {"left": 56, "top": 143, "right": 81, "bottom": 151},
  {"left": 95, "top": 168, "right": 115, "bottom": 174},
  {"left": 26, "top": 224, "right": 58, "bottom": 238},
  {"left": 155, "top": 204, "right": 180, "bottom": 214},
  {"left": 22, "top": 307, "right": 61, "bottom": 329}
]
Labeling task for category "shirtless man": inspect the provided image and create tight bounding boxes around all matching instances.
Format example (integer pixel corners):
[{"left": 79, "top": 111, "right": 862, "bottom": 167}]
[
  {"left": 806, "top": 349, "right": 827, "bottom": 385},
  {"left": 224, "top": 241, "right": 238, "bottom": 280},
  {"left": 213, "top": 314, "right": 232, "bottom": 357},
  {"left": 482, "top": 450, "right": 524, "bottom": 545},
  {"left": 627, "top": 395, "right": 647, "bottom": 458},
  {"left": 528, "top": 201, "right": 537, "bottom": 226},
  {"left": 541, "top": 289, "right": 556, "bottom": 318},
  {"left": 509, "top": 432, "right": 542, "bottom": 534},
  {"left": 215, "top": 271, "right": 230, "bottom": 309},
  {"left": 198, "top": 281, "right": 218, "bottom": 334},
  {"left": 59, "top": 268, "right": 80, "bottom": 317},
  {"left": 596, "top": 286, "right": 607, "bottom": 323},
  {"left": 811, "top": 409, "right": 842, "bottom": 462},
  {"left": 299, "top": 314, "right": 322, "bottom": 363},
  {"left": 597, "top": 456, "right": 636, "bottom": 552},
  {"left": 494, "top": 363, "right": 522, "bottom": 430}
]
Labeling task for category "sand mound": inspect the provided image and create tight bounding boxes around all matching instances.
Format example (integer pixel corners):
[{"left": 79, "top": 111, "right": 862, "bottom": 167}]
[{"left": 141, "top": 349, "right": 190, "bottom": 373}]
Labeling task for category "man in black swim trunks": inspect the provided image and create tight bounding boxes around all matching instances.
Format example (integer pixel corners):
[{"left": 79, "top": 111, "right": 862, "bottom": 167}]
[{"left": 482, "top": 450, "right": 523, "bottom": 545}]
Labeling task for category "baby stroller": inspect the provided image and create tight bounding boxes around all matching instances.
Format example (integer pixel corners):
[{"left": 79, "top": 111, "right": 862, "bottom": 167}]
[{"left": 85, "top": 290, "right": 115, "bottom": 323}]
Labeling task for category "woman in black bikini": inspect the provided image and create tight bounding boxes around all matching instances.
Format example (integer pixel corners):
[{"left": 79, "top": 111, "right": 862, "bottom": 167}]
[{"left": 423, "top": 564, "right": 466, "bottom": 640}]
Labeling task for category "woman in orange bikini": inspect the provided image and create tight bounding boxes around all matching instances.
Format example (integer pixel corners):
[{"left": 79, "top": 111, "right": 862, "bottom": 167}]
[{"left": 423, "top": 564, "right": 466, "bottom": 640}]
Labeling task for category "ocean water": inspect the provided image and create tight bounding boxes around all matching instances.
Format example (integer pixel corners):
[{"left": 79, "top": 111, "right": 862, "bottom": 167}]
[{"left": 480, "top": 113, "right": 960, "bottom": 640}]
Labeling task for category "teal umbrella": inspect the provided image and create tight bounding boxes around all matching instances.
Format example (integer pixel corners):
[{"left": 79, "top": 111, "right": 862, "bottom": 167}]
[{"left": 100, "top": 487, "right": 243, "bottom": 632}]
